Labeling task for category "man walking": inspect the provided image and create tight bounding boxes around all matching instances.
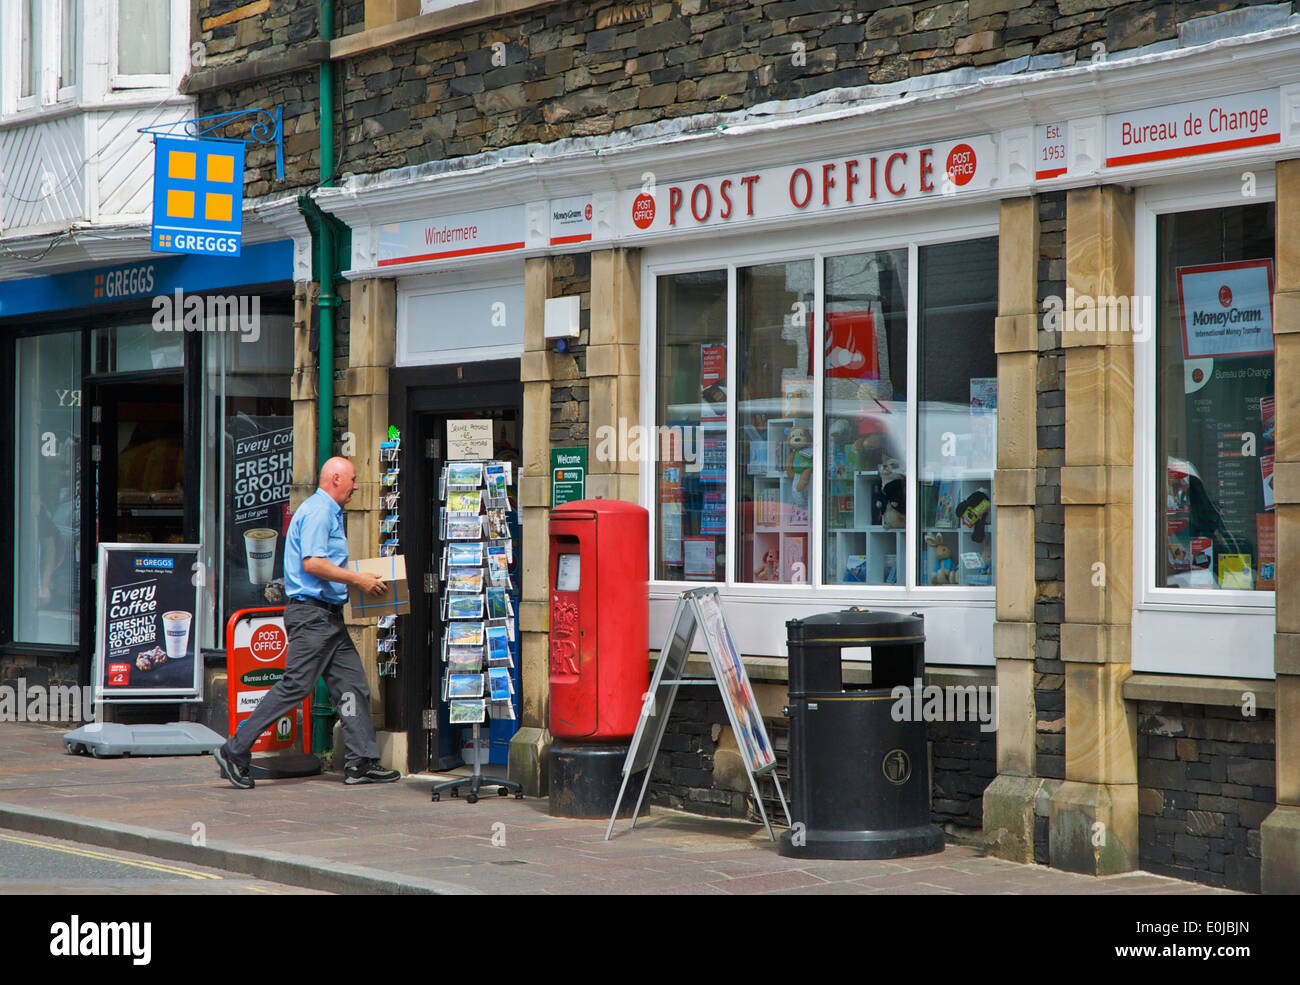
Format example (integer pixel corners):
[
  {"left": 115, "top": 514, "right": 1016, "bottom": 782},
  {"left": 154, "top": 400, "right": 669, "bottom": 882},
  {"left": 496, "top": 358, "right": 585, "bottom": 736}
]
[{"left": 215, "top": 457, "right": 400, "bottom": 788}]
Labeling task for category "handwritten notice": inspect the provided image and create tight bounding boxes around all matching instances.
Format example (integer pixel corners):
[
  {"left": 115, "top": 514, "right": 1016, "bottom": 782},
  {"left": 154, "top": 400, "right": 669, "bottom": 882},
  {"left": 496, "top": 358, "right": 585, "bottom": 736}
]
[{"left": 447, "top": 419, "right": 493, "bottom": 460}]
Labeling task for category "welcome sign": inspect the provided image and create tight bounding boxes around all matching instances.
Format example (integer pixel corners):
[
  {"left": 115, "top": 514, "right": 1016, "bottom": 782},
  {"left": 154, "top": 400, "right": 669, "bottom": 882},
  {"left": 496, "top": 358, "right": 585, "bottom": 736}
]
[{"left": 1176, "top": 259, "right": 1275, "bottom": 360}]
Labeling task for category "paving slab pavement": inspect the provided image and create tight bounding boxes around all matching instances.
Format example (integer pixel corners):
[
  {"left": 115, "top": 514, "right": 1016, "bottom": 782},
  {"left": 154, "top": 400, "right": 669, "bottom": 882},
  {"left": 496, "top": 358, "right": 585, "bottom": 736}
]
[{"left": 0, "top": 723, "right": 1236, "bottom": 895}]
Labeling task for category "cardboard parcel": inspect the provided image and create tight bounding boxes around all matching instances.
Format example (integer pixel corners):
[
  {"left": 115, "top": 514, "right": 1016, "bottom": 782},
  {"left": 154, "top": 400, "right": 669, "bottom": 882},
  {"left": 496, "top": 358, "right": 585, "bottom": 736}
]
[{"left": 346, "top": 555, "right": 411, "bottom": 619}]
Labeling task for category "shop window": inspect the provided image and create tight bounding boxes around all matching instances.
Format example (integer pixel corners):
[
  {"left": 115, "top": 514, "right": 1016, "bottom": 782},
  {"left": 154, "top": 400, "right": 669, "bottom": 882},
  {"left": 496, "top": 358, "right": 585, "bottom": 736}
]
[
  {"left": 92, "top": 323, "right": 183, "bottom": 373},
  {"left": 13, "top": 331, "right": 82, "bottom": 645},
  {"left": 654, "top": 270, "right": 727, "bottom": 581},
  {"left": 652, "top": 235, "right": 998, "bottom": 589},
  {"left": 1155, "top": 203, "right": 1275, "bottom": 591},
  {"left": 916, "top": 239, "right": 998, "bottom": 586},
  {"left": 823, "top": 249, "right": 908, "bottom": 585},
  {"left": 204, "top": 317, "right": 294, "bottom": 635},
  {"left": 114, "top": 0, "right": 170, "bottom": 84},
  {"left": 738, "top": 261, "right": 814, "bottom": 585}
]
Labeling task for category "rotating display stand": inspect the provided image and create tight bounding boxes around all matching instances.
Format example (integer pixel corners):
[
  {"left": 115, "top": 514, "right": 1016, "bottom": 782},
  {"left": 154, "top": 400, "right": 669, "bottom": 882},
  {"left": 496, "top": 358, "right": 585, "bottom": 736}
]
[{"left": 431, "top": 458, "right": 523, "bottom": 804}]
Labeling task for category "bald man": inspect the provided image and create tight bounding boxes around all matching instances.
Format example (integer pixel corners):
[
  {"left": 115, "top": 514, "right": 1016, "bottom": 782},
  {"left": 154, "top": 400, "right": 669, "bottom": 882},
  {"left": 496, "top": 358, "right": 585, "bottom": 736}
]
[{"left": 215, "top": 457, "right": 399, "bottom": 788}]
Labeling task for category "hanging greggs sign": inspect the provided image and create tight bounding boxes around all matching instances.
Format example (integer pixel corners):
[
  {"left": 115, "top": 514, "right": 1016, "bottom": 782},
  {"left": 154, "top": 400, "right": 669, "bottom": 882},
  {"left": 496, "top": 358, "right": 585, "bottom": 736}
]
[{"left": 623, "top": 134, "right": 996, "bottom": 235}]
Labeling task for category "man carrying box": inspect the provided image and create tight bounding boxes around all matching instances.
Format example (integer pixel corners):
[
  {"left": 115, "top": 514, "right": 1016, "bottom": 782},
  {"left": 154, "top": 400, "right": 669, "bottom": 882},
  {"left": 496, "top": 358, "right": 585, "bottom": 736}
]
[{"left": 215, "top": 457, "right": 400, "bottom": 789}]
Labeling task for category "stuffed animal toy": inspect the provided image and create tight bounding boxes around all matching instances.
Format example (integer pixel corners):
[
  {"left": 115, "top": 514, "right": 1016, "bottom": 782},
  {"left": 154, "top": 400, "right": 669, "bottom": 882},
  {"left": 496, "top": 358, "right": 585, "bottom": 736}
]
[
  {"left": 956, "top": 489, "right": 991, "bottom": 542},
  {"left": 786, "top": 426, "right": 813, "bottom": 496},
  {"left": 926, "top": 532, "right": 957, "bottom": 585},
  {"left": 755, "top": 550, "right": 779, "bottom": 582},
  {"left": 877, "top": 457, "right": 905, "bottom": 529}
]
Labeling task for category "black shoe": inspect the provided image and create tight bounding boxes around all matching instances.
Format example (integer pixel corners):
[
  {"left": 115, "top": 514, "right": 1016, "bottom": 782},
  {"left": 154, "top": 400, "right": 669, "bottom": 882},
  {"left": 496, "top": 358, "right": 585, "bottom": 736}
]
[
  {"left": 214, "top": 743, "right": 254, "bottom": 789},
  {"left": 345, "top": 759, "right": 400, "bottom": 784}
]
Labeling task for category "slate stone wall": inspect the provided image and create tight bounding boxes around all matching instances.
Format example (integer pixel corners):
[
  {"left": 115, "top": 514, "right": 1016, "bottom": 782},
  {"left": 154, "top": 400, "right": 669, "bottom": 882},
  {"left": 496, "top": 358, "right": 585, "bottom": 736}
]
[
  {"left": 1137, "top": 701, "right": 1276, "bottom": 893},
  {"left": 1034, "top": 189, "right": 1067, "bottom": 863},
  {"left": 190, "top": 1, "right": 1295, "bottom": 194}
]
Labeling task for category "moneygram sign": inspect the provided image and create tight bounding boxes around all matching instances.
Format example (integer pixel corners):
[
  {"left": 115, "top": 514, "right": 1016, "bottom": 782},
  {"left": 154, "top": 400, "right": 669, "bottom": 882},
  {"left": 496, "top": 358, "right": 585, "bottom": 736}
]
[
  {"left": 622, "top": 134, "right": 995, "bottom": 236},
  {"left": 152, "top": 135, "right": 245, "bottom": 257}
]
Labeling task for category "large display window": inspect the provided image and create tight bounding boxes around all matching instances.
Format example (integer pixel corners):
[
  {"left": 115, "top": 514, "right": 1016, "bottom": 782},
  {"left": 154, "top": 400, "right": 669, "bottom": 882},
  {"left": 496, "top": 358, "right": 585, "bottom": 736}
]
[
  {"left": 12, "top": 331, "right": 82, "bottom": 645},
  {"left": 1155, "top": 203, "right": 1275, "bottom": 592},
  {"left": 650, "top": 233, "right": 998, "bottom": 592},
  {"left": 1134, "top": 178, "right": 1277, "bottom": 679}
]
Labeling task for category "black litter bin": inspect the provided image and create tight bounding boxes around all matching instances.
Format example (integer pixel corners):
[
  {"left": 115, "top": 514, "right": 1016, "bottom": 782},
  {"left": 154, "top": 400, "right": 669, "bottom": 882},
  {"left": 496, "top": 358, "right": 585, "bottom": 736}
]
[{"left": 778, "top": 608, "right": 945, "bottom": 860}]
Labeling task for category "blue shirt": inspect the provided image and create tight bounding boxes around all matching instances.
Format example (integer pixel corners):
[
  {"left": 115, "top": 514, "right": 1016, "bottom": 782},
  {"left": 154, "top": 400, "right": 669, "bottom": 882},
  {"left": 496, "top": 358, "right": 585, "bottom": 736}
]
[{"left": 284, "top": 489, "right": 349, "bottom": 603}]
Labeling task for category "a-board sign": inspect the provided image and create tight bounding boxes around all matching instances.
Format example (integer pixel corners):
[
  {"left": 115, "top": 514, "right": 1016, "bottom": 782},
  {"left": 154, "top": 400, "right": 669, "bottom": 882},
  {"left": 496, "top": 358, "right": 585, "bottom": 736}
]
[
  {"left": 93, "top": 543, "right": 204, "bottom": 702},
  {"left": 608, "top": 587, "right": 788, "bottom": 840},
  {"left": 225, "top": 607, "right": 309, "bottom": 754}
]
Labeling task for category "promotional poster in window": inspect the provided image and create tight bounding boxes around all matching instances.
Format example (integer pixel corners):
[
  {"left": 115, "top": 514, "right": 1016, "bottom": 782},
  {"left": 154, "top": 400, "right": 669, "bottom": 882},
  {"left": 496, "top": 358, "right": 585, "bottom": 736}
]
[{"left": 226, "top": 414, "right": 293, "bottom": 609}]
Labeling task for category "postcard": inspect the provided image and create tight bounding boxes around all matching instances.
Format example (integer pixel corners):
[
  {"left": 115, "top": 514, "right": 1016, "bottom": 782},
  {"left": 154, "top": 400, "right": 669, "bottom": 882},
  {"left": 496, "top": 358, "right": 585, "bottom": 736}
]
[
  {"left": 486, "top": 554, "right": 509, "bottom": 587},
  {"left": 448, "top": 490, "right": 482, "bottom": 514},
  {"left": 446, "top": 593, "right": 484, "bottom": 619},
  {"left": 449, "top": 700, "right": 486, "bottom": 724},
  {"left": 448, "top": 543, "right": 483, "bottom": 566},
  {"left": 446, "top": 462, "right": 483, "bottom": 487},
  {"left": 447, "top": 567, "right": 484, "bottom": 594},
  {"left": 486, "top": 507, "right": 510, "bottom": 540},
  {"left": 446, "top": 622, "right": 483, "bottom": 647},
  {"left": 446, "top": 516, "right": 484, "bottom": 540},
  {"left": 448, "top": 674, "right": 485, "bottom": 699},
  {"left": 487, "top": 625, "right": 510, "bottom": 664},
  {"left": 486, "top": 587, "right": 511, "bottom": 620},
  {"left": 447, "top": 647, "right": 483, "bottom": 674},
  {"left": 488, "top": 667, "right": 513, "bottom": 701}
]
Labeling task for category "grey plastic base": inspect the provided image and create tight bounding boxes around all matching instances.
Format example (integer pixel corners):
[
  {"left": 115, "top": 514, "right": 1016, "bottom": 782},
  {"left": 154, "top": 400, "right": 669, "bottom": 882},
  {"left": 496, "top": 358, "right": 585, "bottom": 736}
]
[{"left": 63, "top": 722, "right": 223, "bottom": 758}]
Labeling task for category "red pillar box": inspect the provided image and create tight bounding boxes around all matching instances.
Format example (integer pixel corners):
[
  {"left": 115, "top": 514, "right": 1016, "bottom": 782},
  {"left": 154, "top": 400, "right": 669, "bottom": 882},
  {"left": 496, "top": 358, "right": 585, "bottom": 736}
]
[
  {"left": 226, "top": 607, "right": 311, "bottom": 754},
  {"left": 548, "top": 500, "right": 649, "bottom": 741}
]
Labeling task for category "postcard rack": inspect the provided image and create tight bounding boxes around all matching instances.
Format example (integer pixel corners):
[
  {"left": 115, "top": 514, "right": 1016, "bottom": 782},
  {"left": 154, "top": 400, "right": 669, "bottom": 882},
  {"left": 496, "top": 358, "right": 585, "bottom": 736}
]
[
  {"left": 431, "top": 458, "right": 522, "bottom": 804},
  {"left": 377, "top": 427, "right": 401, "bottom": 678}
]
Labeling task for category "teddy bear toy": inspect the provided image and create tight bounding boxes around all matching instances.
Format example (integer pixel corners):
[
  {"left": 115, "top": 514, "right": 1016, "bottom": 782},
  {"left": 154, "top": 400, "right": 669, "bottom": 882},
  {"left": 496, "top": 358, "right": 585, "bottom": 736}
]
[
  {"left": 755, "top": 550, "right": 779, "bottom": 582},
  {"left": 876, "top": 457, "right": 905, "bottom": 529},
  {"left": 926, "top": 532, "right": 957, "bottom": 585},
  {"left": 786, "top": 426, "right": 813, "bottom": 503}
]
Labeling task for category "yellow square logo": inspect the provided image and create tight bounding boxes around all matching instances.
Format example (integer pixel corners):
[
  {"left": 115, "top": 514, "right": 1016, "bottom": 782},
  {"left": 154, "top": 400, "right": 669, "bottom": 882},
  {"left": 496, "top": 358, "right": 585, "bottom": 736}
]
[
  {"left": 206, "top": 154, "right": 235, "bottom": 184},
  {"left": 205, "top": 192, "right": 233, "bottom": 223},
  {"left": 167, "top": 189, "right": 195, "bottom": 219},
  {"left": 168, "top": 151, "right": 197, "bottom": 181}
]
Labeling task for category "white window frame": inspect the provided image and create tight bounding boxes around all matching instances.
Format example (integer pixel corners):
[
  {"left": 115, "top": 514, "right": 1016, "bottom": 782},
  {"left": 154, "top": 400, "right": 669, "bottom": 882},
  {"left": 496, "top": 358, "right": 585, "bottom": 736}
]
[
  {"left": 640, "top": 205, "right": 999, "bottom": 664},
  {"left": 1132, "top": 168, "right": 1277, "bottom": 680},
  {"left": 15, "top": 0, "right": 41, "bottom": 113},
  {"left": 109, "top": 0, "right": 183, "bottom": 91},
  {"left": 57, "top": 0, "right": 80, "bottom": 101}
]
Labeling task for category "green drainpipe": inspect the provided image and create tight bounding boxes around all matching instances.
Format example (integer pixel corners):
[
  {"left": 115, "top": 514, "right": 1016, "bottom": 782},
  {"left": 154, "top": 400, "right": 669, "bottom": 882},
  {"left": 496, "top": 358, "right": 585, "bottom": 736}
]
[{"left": 306, "top": 0, "right": 338, "bottom": 757}]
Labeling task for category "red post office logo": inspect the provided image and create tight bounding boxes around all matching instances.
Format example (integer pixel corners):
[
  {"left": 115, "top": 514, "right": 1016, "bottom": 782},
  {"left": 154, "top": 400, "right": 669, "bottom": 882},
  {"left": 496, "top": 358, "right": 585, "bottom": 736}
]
[
  {"left": 631, "top": 193, "right": 656, "bottom": 230},
  {"left": 945, "top": 143, "right": 977, "bottom": 186},
  {"left": 249, "top": 623, "right": 288, "bottom": 663},
  {"left": 1219, "top": 284, "right": 1233, "bottom": 307}
]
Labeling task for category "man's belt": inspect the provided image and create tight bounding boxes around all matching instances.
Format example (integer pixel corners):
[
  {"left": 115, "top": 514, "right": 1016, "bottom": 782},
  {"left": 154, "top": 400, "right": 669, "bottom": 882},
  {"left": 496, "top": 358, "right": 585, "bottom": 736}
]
[{"left": 288, "top": 595, "right": 344, "bottom": 616}]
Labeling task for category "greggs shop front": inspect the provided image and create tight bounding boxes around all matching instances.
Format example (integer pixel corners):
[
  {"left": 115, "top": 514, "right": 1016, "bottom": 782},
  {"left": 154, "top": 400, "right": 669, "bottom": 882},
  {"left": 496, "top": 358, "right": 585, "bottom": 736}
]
[{"left": 0, "top": 241, "right": 296, "bottom": 724}]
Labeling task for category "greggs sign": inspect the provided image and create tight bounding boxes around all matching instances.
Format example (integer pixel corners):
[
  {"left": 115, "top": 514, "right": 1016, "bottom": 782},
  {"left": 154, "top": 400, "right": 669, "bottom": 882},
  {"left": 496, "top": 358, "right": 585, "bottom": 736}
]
[{"left": 623, "top": 134, "right": 996, "bottom": 235}]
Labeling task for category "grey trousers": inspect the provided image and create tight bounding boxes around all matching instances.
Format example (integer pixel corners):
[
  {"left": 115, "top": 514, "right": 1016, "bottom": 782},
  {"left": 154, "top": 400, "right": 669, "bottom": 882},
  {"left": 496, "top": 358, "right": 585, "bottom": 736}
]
[{"left": 228, "top": 601, "right": 380, "bottom": 767}]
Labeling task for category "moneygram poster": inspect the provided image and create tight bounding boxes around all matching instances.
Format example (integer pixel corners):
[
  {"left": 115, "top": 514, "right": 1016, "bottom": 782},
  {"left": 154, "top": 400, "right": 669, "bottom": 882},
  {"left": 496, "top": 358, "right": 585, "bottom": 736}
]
[{"left": 94, "top": 544, "right": 203, "bottom": 701}]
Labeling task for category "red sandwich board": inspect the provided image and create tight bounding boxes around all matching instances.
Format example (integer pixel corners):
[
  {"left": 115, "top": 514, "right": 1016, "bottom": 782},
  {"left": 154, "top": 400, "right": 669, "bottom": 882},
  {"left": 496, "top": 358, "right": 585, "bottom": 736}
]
[{"left": 225, "top": 607, "right": 311, "bottom": 754}]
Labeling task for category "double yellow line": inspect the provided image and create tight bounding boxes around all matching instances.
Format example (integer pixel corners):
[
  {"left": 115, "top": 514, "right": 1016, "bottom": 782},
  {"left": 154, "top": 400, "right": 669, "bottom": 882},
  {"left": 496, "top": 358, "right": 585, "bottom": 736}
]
[{"left": 0, "top": 832, "right": 221, "bottom": 881}]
